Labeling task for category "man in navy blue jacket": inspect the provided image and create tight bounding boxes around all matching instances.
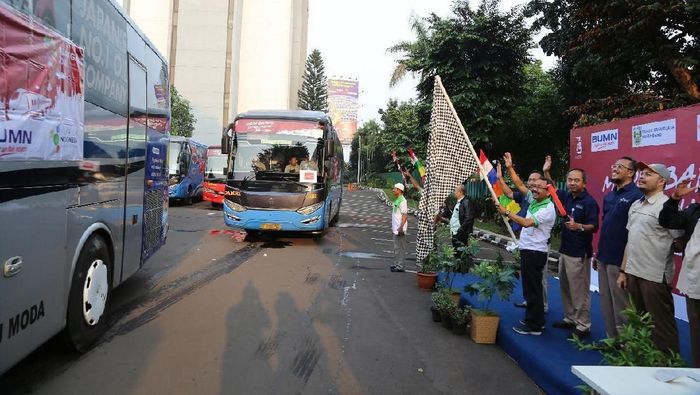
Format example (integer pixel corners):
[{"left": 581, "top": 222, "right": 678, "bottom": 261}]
[
  {"left": 544, "top": 158, "right": 600, "bottom": 338},
  {"left": 595, "top": 157, "right": 643, "bottom": 337}
]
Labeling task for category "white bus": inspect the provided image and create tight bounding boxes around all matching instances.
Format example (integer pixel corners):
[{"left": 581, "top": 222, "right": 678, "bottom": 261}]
[{"left": 0, "top": 0, "right": 170, "bottom": 374}]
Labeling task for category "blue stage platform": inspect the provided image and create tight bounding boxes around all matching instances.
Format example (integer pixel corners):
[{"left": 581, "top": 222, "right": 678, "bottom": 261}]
[{"left": 438, "top": 273, "right": 692, "bottom": 395}]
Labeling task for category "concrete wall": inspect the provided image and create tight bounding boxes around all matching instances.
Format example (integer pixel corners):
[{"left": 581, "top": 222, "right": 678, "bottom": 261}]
[
  {"left": 124, "top": 0, "right": 309, "bottom": 145},
  {"left": 122, "top": 0, "right": 172, "bottom": 57}
]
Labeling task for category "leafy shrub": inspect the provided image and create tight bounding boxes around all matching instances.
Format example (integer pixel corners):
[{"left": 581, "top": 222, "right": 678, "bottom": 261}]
[{"left": 572, "top": 302, "right": 686, "bottom": 367}]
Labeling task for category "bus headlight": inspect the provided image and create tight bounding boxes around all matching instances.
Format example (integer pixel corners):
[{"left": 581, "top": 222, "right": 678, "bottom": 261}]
[
  {"left": 297, "top": 202, "right": 323, "bottom": 215},
  {"left": 224, "top": 199, "right": 247, "bottom": 212}
]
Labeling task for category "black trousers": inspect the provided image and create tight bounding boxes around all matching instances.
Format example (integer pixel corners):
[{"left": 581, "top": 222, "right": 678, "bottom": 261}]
[{"left": 521, "top": 249, "right": 548, "bottom": 329}]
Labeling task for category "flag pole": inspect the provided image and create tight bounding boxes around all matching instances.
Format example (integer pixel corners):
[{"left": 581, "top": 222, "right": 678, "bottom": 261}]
[{"left": 435, "top": 76, "right": 518, "bottom": 243}]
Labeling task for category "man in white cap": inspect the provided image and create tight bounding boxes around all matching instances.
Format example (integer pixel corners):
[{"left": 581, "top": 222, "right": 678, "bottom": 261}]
[
  {"left": 391, "top": 183, "right": 409, "bottom": 272},
  {"left": 617, "top": 162, "right": 684, "bottom": 354}
]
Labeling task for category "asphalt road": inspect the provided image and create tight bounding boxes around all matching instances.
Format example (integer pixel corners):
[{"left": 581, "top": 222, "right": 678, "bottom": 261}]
[{"left": 1, "top": 190, "right": 539, "bottom": 395}]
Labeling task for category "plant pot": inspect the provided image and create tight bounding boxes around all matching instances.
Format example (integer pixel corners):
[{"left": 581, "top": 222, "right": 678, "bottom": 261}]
[
  {"left": 430, "top": 306, "right": 441, "bottom": 322},
  {"left": 470, "top": 313, "right": 500, "bottom": 344},
  {"left": 417, "top": 272, "right": 438, "bottom": 290},
  {"left": 440, "top": 312, "right": 453, "bottom": 329},
  {"left": 452, "top": 322, "right": 467, "bottom": 335}
]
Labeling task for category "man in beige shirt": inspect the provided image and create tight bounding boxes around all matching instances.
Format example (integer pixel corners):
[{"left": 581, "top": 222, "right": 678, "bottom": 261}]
[{"left": 617, "top": 162, "right": 684, "bottom": 354}]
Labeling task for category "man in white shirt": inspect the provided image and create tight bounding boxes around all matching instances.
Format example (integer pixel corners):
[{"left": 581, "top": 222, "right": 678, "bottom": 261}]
[
  {"left": 618, "top": 163, "right": 684, "bottom": 354},
  {"left": 391, "top": 183, "right": 409, "bottom": 272},
  {"left": 497, "top": 178, "right": 557, "bottom": 335}
]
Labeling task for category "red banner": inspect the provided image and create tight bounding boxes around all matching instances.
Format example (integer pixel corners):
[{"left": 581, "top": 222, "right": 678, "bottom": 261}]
[
  {"left": 0, "top": 2, "right": 85, "bottom": 160},
  {"left": 571, "top": 104, "right": 700, "bottom": 320}
]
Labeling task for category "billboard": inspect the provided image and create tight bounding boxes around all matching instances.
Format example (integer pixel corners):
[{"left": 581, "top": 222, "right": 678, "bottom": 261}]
[
  {"left": 327, "top": 79, "right": 359, "bottom": 145},
  {"left": 571, "top": 104, "right": 700, "bottom": 320},
  {"left": 0, "top": 2, "right": 85, "bottom": 160}
]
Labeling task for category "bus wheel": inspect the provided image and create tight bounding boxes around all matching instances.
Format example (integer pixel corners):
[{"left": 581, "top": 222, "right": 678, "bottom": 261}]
[
  {"left": 64, "top": 235, "right": 112, "bottom": 352},
  {"left": 183, "top": 188, "right": 193, "bottom": 205}
]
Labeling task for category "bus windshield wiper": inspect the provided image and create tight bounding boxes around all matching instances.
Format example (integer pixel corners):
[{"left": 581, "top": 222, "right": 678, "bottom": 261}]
[{"left": 240, "top": 175, "right": 251, "bottom": 187}]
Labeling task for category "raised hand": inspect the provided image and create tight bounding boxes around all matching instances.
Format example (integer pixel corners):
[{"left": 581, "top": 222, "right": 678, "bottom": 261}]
[
  {"left": 672, "top": 177, "right": 696, "bottom": 200},
  {"left": 543, "top": 155, "right": 552, "bottom": 173},
  {"left": 503, "top": 152, "right": 513, "bottom": 168}
]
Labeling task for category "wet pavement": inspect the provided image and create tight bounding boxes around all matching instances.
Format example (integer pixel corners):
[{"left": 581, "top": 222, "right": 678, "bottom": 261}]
[{"left": 0, "top": 190, "right": 539, "bottom": 394}]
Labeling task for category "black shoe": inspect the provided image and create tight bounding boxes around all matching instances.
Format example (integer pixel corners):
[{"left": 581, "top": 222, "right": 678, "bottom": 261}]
[
  {"left": 512, "top": 324, "right": 542, "bottom": 336},
  {"left": 514, "top": 301, "right": 527, "bottom": 308},
  {"left": 568, "top": 329, "right": 591, "bottom": 340},
  {"left": 552, "top": 320, "right": 576, "bottom": 329},
  {"left": 519, "top": 320, "right": 544, "bottom": 331},
  {"left": 390, "top": 265, "right": 405, "bottom": 273}
]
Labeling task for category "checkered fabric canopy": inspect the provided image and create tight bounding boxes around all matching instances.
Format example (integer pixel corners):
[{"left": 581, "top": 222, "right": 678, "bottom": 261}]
[{"left": 415, "top": 77, "right": 479, "bottom": 263}]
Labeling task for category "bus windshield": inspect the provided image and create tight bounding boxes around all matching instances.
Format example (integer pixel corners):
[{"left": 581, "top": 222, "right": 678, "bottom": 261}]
[
  {"left": 168, "top": 141, "right": 183, "bottom": 175},
  {"left": 206, "top": 154, "right": 228, "bottom": 177},
  {"left": 233, "top": 118, "right": 324, "bottom": 179}
]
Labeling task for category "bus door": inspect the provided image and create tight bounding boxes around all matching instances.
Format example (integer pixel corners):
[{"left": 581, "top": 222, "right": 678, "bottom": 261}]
[{"left": 121, "top": 57, "right": 147, "bottom": 281}]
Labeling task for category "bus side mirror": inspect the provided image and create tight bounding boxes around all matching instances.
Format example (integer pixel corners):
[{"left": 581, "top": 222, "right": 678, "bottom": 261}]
[
  {"left": 221, "top": 126, "right": 233, "bottom": 154},
  {"left": 325, "top": 140, "right": 334, "bottom": 157}
]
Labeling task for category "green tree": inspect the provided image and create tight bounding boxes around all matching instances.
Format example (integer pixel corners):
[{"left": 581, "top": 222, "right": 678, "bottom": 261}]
[
  {"left": 526, "top": 0, "right": 700, "bottom": 125},
  {"left": 350, "top": 119, "right": 386, "bottom": 179},
  {"left": 507, "top": 62, "right": 571, "bottom": 178},
  {"left": 170, "top": 86, "right": 196, "bottom": 137},
  {"left": 388, "top": 0, "right": 533, "bottom": 148},
  {"left": 377, "top": 99, "right": 425, "bottom": 171},
  {"left": 298, "top": 49, "right": 328, "bottom": 112}
]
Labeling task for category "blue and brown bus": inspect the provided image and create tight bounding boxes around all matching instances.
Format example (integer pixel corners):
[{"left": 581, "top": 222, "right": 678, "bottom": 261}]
[
  {"left": 0, "top": 0, "right": 170, "bottom": 373},
  {"left": 220, "top": 110, "right": 343, "bottom": 234}
]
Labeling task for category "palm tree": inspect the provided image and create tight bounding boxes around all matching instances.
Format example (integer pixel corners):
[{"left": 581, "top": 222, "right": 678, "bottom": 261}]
[{"left": 386, "top": 17, "right": 433, "bottom": 88}]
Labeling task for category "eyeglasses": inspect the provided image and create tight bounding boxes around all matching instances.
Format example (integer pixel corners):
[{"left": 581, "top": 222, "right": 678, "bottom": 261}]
[{"left": 611, "top": 164, "right": 634, "bottom": 171}]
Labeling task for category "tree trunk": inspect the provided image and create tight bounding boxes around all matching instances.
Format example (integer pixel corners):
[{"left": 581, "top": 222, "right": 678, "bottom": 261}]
[{"left": 665, "top": 60, "right": 700, "bottom": 102}]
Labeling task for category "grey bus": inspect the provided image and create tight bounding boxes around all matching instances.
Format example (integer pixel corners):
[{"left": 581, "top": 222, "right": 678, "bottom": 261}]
[{"left": 0, "top": 0, "right": 170, "bottom": 374}]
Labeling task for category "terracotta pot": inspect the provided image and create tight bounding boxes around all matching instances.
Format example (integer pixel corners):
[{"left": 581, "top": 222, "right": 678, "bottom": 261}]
[
  {"left": 416, "top": 272, "right": 438, "bottom": 290},
  {"left": 470, "top": 313, "right": 500, "bottom": 344}
]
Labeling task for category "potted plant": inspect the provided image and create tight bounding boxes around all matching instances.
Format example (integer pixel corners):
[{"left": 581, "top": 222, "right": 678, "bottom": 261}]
[
  {"left": 429, "top": 288, "right": 449, "bottom": 322},
  {"left": 432, "top": 288, "right": 456, "bottom": 329},
  {"left": 450, "top": 306, "right": 470, "bottom": 335},
  {"left": 440, "top": 300, "right": 458, "bottom": 330},
  {"left": 417, "top": 249, "right": 441, "bottom": 290},
  {"left": 442, "top": 236, "right": 480, "bottom": 302},
  {"left": 465, "top": 254, "right": 517, "bottom": 344},
  {"left": 418, "top": 223, "right": 452, "bottom": 290}
]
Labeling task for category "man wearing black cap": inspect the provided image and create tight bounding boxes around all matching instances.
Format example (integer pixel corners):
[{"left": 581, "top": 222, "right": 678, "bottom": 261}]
[{"left": 617, "top": 162, "right": 684, "bottom": 354}]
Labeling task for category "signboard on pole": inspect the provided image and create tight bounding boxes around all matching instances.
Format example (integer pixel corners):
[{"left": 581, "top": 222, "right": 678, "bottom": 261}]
[
  {"left": 327, "top": 79, "right": 359, "bottom": 145},
  {"left": 571, "top": 104, "right": 700, "bottom": 320}
]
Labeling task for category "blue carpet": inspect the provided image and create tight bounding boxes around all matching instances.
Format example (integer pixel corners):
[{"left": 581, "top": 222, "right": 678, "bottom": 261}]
[{"left": 437, "top": 272, "right": 692, "bottom": 395}]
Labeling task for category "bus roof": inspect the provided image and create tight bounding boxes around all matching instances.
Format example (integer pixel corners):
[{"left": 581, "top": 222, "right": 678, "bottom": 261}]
[
  {"left": 235, "top": 110, "right": 331, "bottom": 123},
  {"left": 108, "top": 0, "right": 169, "bottom": 65}
]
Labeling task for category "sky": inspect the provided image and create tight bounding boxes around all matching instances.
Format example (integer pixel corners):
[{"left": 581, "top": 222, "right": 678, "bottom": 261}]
[{"left": 307, "top": 0, "right": 556, "bottom": 126}]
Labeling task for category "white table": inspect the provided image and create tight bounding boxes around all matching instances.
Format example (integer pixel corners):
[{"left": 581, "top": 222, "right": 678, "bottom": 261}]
[{"left": 572, "top": 365, "right": 700, "bottom": 395}]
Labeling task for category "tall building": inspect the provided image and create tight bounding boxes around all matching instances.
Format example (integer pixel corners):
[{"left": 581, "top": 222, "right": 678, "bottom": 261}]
[{"left": 122, "top": 0, "right": 309, "bottom": 144}]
